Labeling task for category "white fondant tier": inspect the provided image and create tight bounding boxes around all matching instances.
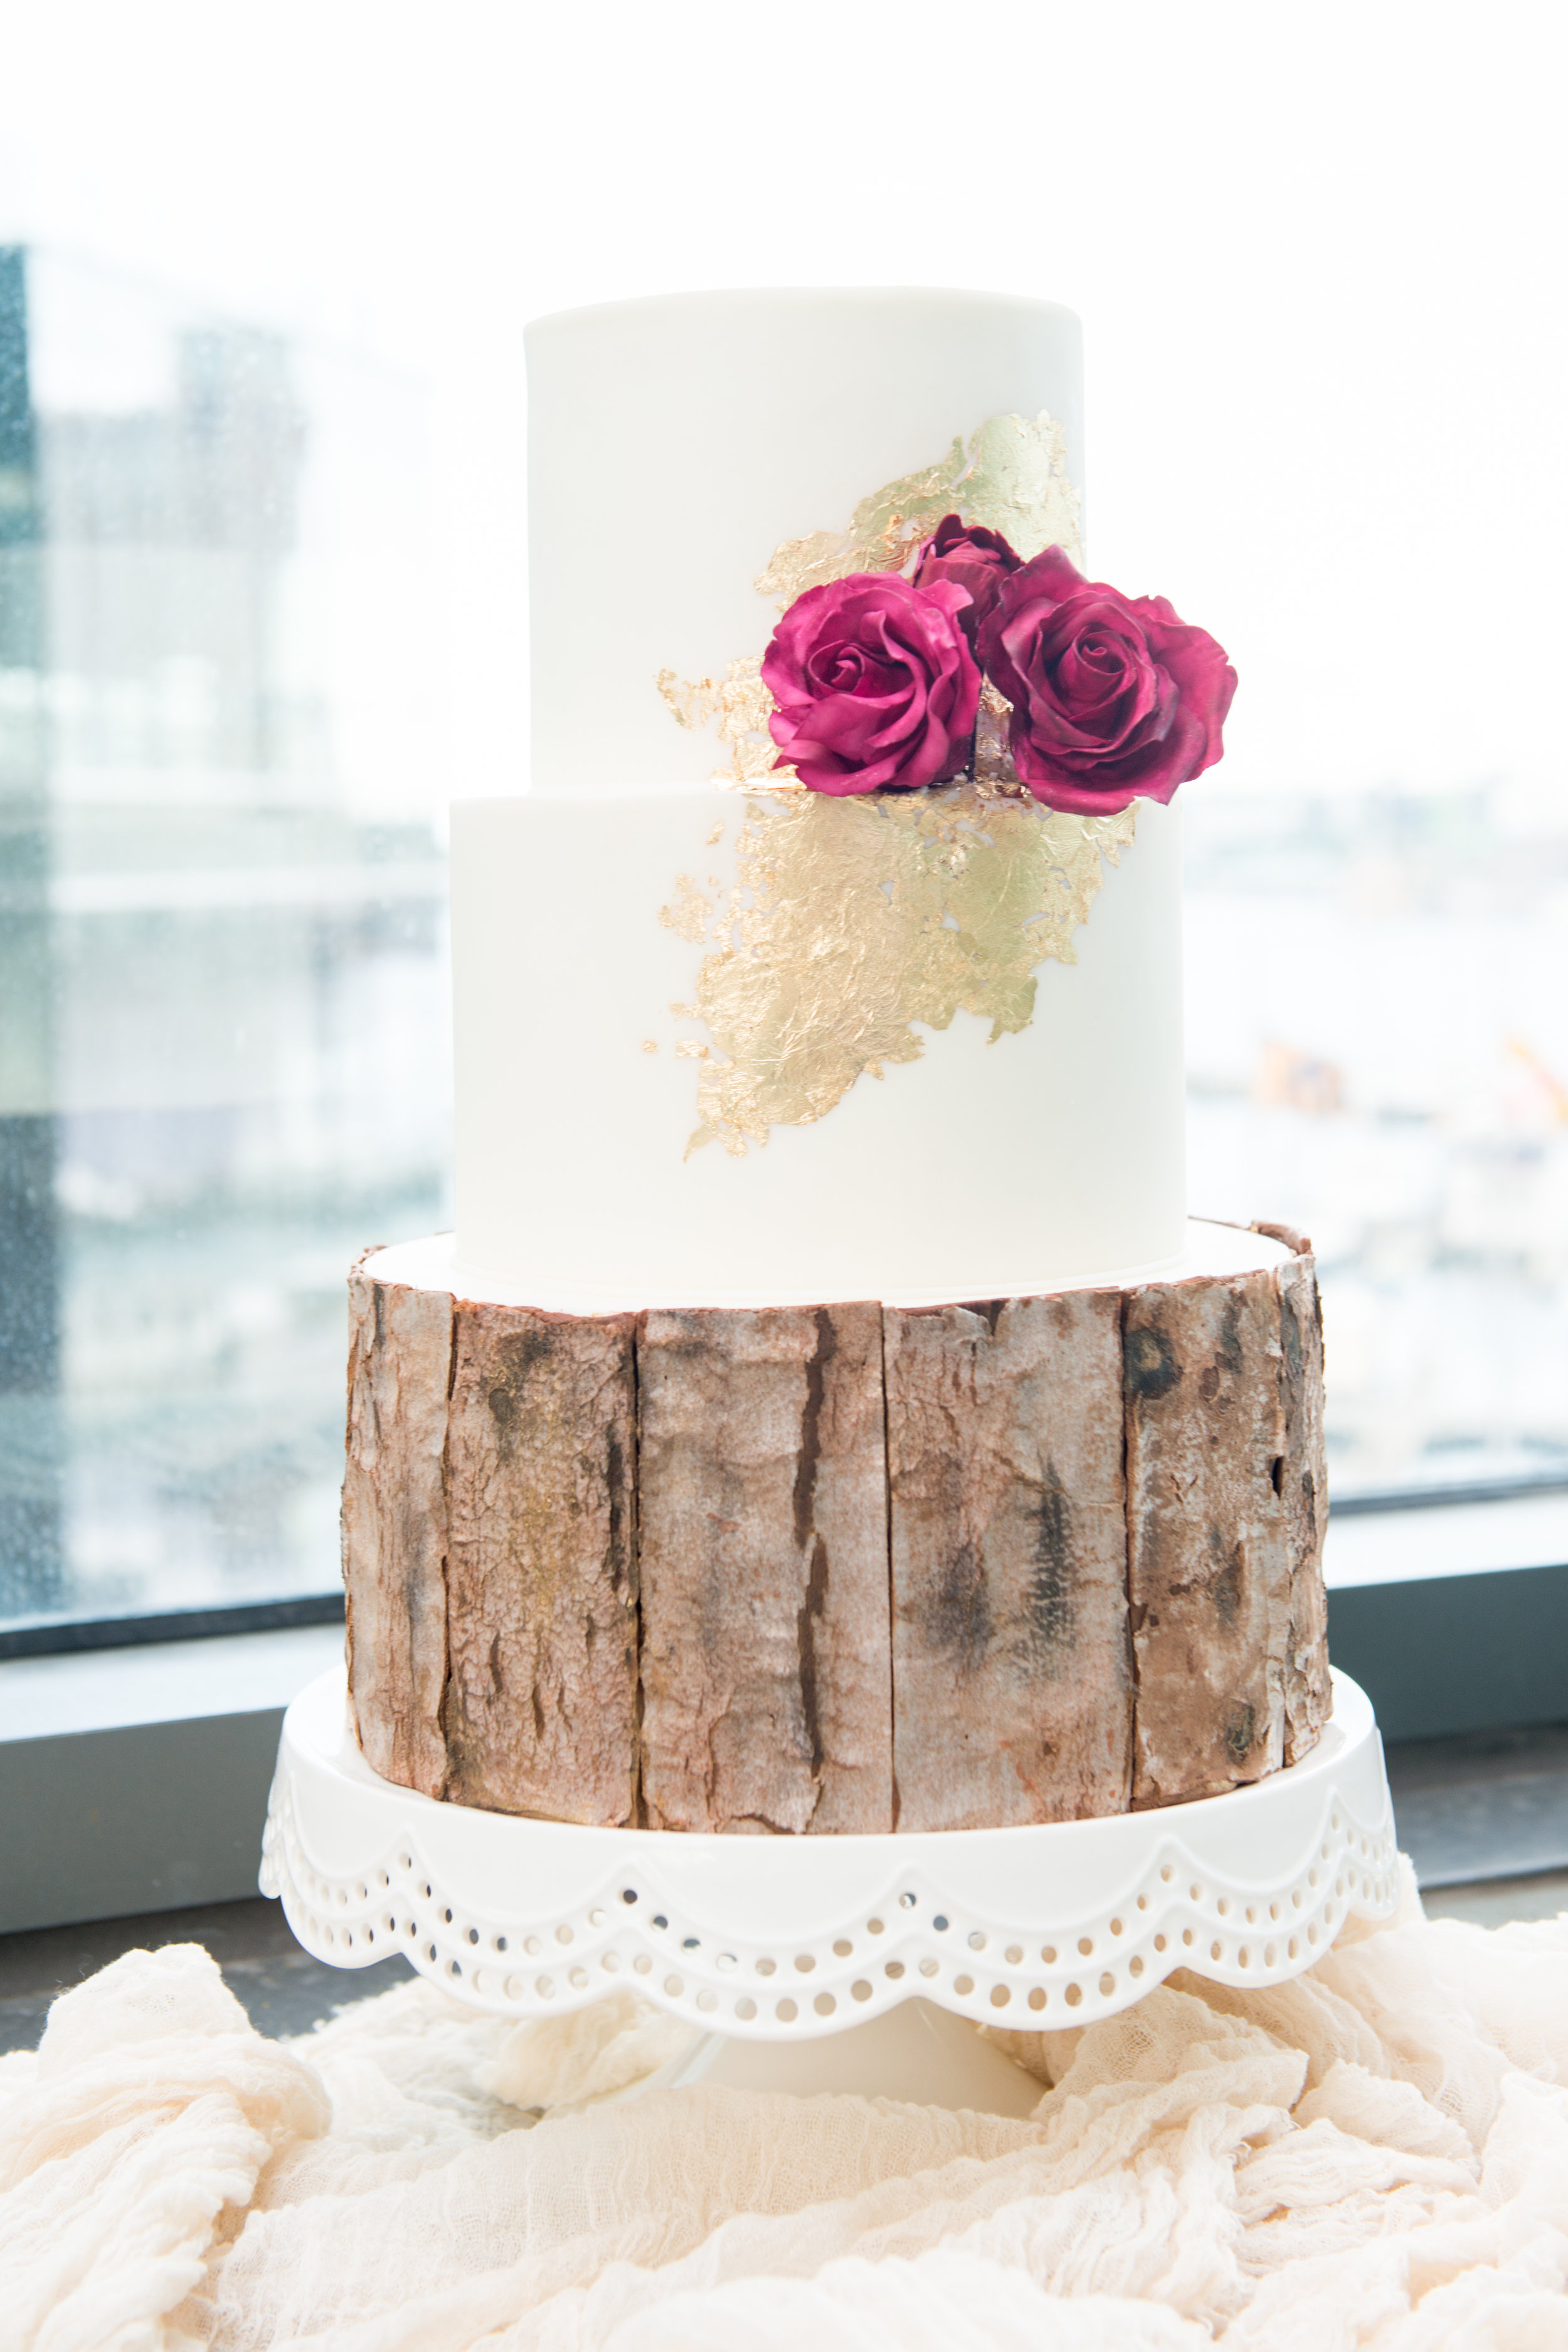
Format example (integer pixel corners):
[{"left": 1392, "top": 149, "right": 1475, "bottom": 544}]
[
  {"left": 526, "top": 288, "right": 1085, "bottom": 793},
  {"left": 450, "top": 790, "right": 1186, "bottom": 1310}
]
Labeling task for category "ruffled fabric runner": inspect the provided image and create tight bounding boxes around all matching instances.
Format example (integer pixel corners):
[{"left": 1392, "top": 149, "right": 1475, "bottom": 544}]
[{"left": 4, "top": 1864, "right": 1567, "bottom": 2349}]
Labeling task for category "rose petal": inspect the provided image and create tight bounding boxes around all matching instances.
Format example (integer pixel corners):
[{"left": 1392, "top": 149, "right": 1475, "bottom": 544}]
[
  {"left": 976, "top": 551, "right": 1236, "bottom": 812},
  {"left": 763, "top": 571, "right": 980, "bottom": 793}
]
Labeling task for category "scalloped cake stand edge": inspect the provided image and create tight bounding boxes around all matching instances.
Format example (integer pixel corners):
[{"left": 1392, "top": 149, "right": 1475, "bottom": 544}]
[{"left": 261, "top": 1665, "right": 1396, "bottom": 2110}]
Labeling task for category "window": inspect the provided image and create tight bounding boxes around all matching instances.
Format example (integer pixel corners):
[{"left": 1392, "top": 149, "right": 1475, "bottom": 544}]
[
  {"left": 1185, "top": 785, "right": 1568, "bottom": 1505},
  {"left": 0, "top": 248, "right": 448, "bottom": 1640},
  {"left": 3, "top": 9, "right": 1565, "bottom": 1653}
]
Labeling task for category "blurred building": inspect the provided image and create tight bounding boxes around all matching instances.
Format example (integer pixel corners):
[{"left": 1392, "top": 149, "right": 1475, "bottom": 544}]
[
  {"left": 1185, "top": 786, "right": 1568, "bottom": 1498},
  {"left": 0, "top": 247, "right": 57, "bottom": 1604},
  {"left": 0, "top": 247, "right": 448, "bottom": 1631},
  {"left": 3, "top": 253, "right": 1565, "bottom": 1634}
]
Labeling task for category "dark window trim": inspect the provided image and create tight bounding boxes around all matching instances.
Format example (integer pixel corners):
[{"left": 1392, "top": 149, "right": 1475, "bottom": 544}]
[
  {"left": 0, "top": 1591, "right": 345, "bottom": 1661},
  {"left": 1330, "top": 1475, "right": 1568, "bottom": 1518}
]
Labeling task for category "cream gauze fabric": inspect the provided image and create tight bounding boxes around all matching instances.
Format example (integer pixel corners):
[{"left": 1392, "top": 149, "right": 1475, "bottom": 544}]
[{"left": 4, "top": 1862, "right": 1568, "bottom": 2351}]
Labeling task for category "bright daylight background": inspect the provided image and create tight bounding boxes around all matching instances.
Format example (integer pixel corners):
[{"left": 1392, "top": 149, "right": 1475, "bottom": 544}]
[{"left": 1, "top": 0, "right": 1565, "bottom": 1633}]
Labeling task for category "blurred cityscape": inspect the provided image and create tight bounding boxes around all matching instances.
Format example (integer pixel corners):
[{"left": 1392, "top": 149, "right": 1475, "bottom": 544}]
[
  {"left": 1, "top": 250, "right": 1565, "bottom": 1635},
  {"left": 0, "top": 248, "right": 448, "bottom": 1632},
  {"left": 1185, "top": 785, "right": 1568, "bottom": 1500}
]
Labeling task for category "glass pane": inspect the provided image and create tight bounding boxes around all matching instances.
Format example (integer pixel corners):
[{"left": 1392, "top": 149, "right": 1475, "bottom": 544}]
[
  {"left": 5, "top": 241, "right": 1566, "bottom": 1643},
  {"left": 0, "top": 246, "right": 448, "bottom": 1634},
  {"left": 1186, "top": 785, "right": 1568, "bottom": 1502}
]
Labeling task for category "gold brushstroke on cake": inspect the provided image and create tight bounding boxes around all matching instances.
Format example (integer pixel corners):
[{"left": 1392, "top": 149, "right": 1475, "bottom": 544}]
[
  {"left": 754, "top": 411, "right": 1084, "bottom": 609},
  {"left": 655, "top": 410, "right": 1106, "bottom": 1153},
  {"left": 658, "top": 874, "right": 711, "bottom": 945},
  {"left": 668, "top": 785, "right": 1136, "bottom": 1158},
  {"left": 657, "top": 412, "right": 1081, "bottom": 787},
  {"left": 656, "top": 657, "right": 798, "bottom": 788}
]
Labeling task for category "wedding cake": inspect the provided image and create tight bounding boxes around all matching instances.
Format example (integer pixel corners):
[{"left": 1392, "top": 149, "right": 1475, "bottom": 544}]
[{"left": 342, "top": 289, "right": 1330, "bottom": 1839}]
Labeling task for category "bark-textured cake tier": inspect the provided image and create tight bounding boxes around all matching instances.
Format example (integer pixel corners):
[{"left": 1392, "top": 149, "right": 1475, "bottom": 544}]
[{"left": 343, "top": 1227, "right": 1331, "bottom": 1832}]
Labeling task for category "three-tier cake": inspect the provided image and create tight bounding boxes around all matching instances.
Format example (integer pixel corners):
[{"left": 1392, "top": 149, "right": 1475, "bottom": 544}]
[{"left": 341, "top": 289, "right": 1330, "bottom": 1836}]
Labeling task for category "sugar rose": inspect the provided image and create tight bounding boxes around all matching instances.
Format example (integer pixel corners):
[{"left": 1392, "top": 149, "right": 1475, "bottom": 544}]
[
  {"left": 977, "top": 546, "right": 1236, "bottom": 813},
  {"left": 913, "top": 513, "right": 1020, "bottom": 644},
  {"left": 763, "top": 573, "right": 981, "bottom": 795}
]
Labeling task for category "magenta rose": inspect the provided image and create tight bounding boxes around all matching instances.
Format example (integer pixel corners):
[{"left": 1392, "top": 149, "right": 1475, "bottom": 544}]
[
  {"left": 763, "top": 572, "right": 981, "bottom": 795},
  {"left": 976, "top": 546, "right": 1237, "bottom": 813},
  {"left": 913, "top": 512, "right": 1020, "bottom": 643}
]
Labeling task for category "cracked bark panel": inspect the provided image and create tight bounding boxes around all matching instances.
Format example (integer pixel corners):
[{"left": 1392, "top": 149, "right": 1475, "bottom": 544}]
[
  {"left": 442, "top": 1301, "right": 638, "bottom": 1826},
  {"left": 342, "top": 1265, "right": 452, "bottom": 1799},
  {"left": 1124, "top": 1267, "right": 1297, "bottom": 1806},
  {"left": 886, "top": 1291, "right": 1131, "bottom": 1833},
  {"left": 637, "top": 1303, "right": 891, "bottom": 1835},
  {"left": 1276, "top": 1251, "right": 1331, "bottom": 1763}
]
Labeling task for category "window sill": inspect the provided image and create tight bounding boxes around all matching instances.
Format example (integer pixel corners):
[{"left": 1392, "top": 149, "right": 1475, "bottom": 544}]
[
  {"left": 0, "top": 1624, "right": 344, "bottom": 1936},
  {"left": 1324, "top": 1490, "right": 1568, "bottom": 1588}
]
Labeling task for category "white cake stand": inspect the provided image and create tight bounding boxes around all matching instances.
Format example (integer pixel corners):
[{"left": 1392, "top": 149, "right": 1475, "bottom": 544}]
[{"left": 262, "top": 1666, "right": 1397, "bottom": 2114}]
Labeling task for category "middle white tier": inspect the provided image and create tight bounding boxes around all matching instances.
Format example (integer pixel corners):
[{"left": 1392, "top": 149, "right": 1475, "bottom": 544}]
[{"left": 452, "top": 789, "right": 1186, "bottom": 1311}]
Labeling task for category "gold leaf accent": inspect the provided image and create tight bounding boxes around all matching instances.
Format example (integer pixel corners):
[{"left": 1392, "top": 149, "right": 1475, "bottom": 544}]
[
  {"left": 750, "top": 528, "right": 852, "bottom": 604},
  {"left": 654, "top": 668, "right": 724, "bottom": 731},
  {"left": 656, "top": 655, "right": 797, "bottom": 788},
  {"left": 751, "top": 412, "right": 1083, "bottom": 609},
  {"left": 958, "top": 413, "right": 1084, "bottom": 566},
  {"left": 667, "top": 785, "right": 1136, "bottom": 1157},
  {"left": 658, "top": 874, "right": 711, "bottom": 945},
  {"left": 659, "top": 411, "right": 1081, "bottom": 783}
]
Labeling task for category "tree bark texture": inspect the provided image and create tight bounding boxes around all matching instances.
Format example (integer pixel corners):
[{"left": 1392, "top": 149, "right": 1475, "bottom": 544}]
[
  {"left": 440, "top": 1301, "right": 639, "bottom": 1826},
  {"left": 884, "top": 1290, "right": 1131, "bottom": 1832},
  {"left": 1274, "top": 1248, "right": 1332, "bottom": 1765},
  {"left": 342, "top": 1234, "right": 1331, "bottom": 1832},
  {"left": 342, "top": 1258, "right": 450, "bottom": 1801},
  {"left": 637, "top": 1303, "right": 892, "bottom": 1833}
]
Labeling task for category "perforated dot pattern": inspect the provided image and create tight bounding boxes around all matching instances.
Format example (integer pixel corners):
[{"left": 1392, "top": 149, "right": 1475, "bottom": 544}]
[{"left": 260, "top": 1779, "right": 1399, "bottom": 2040}]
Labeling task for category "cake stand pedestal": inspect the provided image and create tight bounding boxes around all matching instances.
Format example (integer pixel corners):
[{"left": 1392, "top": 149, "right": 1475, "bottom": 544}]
[{"left": 262, "top": 1666, "right": 1397, "bottom": 2116}]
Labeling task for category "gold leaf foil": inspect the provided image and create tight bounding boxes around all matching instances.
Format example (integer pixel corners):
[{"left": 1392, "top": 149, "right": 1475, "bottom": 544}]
[
  {"left": 957, "top": 413, "right": 1084, "bottom": 566},
  {"left": 657, "top": 655, "right": 798, "bottom": 788},
  {"left": 654, "top": 669, "right": 725, "bottom": 731},
  {"left": 658, "top": 874, "right": 711, "bottom": 945},
  {"left": 659, "top": 411, "right": 1082, "bottom": 784},
  {"left": 750, "top": 527, "right": 856, "bottom": 605},
  {"left": 751, "top": 411, "right": 1083, "bottom": 610},
  {"left": 667, "top": 786, "right": 1136, "bottom": 1158}
]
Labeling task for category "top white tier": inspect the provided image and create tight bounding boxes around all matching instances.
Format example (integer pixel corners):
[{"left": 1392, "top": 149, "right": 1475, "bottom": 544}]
[{"left": 526, "top": 287, "right": 1085, "bottom": 792}]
